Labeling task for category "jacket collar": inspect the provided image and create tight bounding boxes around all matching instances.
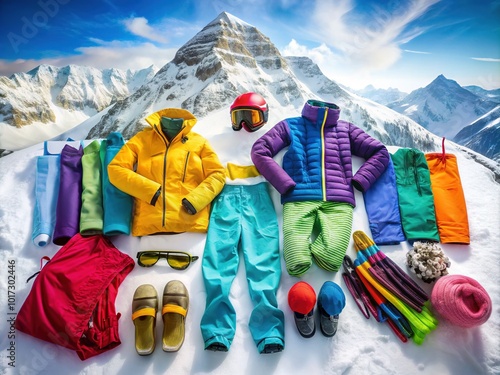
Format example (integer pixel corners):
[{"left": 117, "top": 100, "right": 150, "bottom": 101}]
[
  {"left": 145, "top": 108, "right": 197, "bottom": 140},
  {"left": 302, "top": 100, "right": 340, "bottom": 126}
]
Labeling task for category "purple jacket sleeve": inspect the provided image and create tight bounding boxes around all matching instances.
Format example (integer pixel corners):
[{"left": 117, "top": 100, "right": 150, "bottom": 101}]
[
  {"left": 349, "top": 123, "right": 390, "bottom": 192},
  {"left": 251, "top": 121, "right": 297, "bottom": 195}
]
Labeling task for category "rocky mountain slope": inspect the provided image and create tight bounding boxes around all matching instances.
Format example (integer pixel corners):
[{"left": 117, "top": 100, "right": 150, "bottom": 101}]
[
  {"left": 0, "top": 64, "right": 157, "bottom": 128},
  {"left": 86, "top": 12, "right": 438, "bottom": 154},
  {"left": 388, "top": 74, "right": 498, "bottom": 139},
  {"left": 453, "top": 105, "right": 500, "bottom": 162}
]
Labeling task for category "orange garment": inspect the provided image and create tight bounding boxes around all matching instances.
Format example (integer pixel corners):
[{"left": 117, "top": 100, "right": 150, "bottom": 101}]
[{"left": 425, "top": 139, "right": 470, "bottom": 244}]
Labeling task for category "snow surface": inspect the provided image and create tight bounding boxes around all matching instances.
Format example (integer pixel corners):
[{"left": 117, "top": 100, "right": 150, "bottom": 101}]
[
  {"left": 0, "top": 108, "right": 94, "bottom": 151},
  {"left": 0, "top": 107, "right": 499, "bottom": 375}
]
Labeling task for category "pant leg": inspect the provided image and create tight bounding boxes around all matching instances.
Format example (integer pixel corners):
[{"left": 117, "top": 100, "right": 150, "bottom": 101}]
[
  {"left": 200, "top": 187, "right": 241, "bottom": 350},
  {"left": 32, "top": 155, "right": 60, "bottom": 247},
  {"left": 53, "top": 144, "right": 83, "bottom": 246},
  {"left": 240, "top": 183, "right": 285, "bottom": 353},
  {"left": 311, "top": 202, "right": 353, "bottom": 272},
  {"left": 425, "top": 153, "right": 470, "bottom": 244},
  {"left": 283, "top": 201, "right": 319, "bottom": 277},
  {"left": 391, "top": 149, "right": 440, "bottom": 243},
  {"left": 363, "top": 158, "right": 405, "bottom": 245},
  {"left": 102, "top": 133, "right": 133, "bottom": 236},
  {"left": 80, "top": 140, "right": 104, "bottom": 236}
]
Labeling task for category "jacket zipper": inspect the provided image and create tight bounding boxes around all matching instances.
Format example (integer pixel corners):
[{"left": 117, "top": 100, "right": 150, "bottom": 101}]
[
  {"left": 154, "top": 125, "right": 188, "bottom": 227},
  {"left": 404, "top": 149, "right": 422, "bottom": 196},
  {"left": 155, "top": 125, "right": 169, "bottom": 227},
  {"left": 182, "top": 152, "right": 190, "bottom": 183},
  {"left": 320, "top": 109, "right": 328, "bottom": 201}
]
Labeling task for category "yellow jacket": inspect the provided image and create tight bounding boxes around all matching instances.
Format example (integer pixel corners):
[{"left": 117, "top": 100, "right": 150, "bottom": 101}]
[{"left": 108, "top": 108, "right": 225, "bottom": 236}]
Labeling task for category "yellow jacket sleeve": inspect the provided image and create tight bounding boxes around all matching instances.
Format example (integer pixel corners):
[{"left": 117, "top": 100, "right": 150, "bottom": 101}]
[
  {"left": 108, "top": 135, "right": 161, "bottom": 204},
  {"left": 183, "top": 140, "right": 225, "bottom": 212}
]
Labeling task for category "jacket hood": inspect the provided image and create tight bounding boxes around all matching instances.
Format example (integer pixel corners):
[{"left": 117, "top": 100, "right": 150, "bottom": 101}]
[
  {"left": 145, "top": 108, "right": 197, "bottom": 136},
  {"left": 302, "top": 100, "right": 340, "bottom": 126}
]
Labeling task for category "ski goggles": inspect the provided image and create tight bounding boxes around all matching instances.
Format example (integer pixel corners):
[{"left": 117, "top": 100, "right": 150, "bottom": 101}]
[
  {"left": 136, "top": 250, "right": 199, "bottom": 270},
  {"left": 231, "top": 108, "right": 266, "bottom": 132}
]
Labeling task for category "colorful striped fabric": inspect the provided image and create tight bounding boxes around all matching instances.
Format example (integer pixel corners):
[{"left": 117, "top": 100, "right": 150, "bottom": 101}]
[
  {"left": 352, "top": 231, "right": 438, "bottom": 344},
  {"left": 283, "top": 201, "right": 353, "bottom": 276}
]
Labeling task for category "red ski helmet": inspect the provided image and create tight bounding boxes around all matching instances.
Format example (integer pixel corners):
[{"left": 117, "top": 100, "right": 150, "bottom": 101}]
[{"left": 230, "top": 92, "right": 269, "bottom": 132}]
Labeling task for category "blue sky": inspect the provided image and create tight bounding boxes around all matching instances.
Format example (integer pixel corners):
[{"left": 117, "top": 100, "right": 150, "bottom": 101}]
[{"left": 0, "top": 0, "right": 499, "bottom": 92}]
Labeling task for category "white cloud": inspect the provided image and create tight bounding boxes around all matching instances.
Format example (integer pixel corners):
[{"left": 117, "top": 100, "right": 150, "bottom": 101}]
[
  {"left": 0, "top": 15, "right": 199, "bottom": 77},
  {"left": 308, "top": 0, "right": 440, "bottom": 70},
  {"left": 282, "top": 39, "right": 337, "bottom": 65},
  {"left": 278, "top": 0, "right": 443, "bottom": 91},
  {"left": 280, "top": 38, "right": 428, "bottom": 92},
  {"left": 404, "top": 49, "right": 432, "bottom": 54},
  {"left": 123, "top": 17, "right": 168, "bottom": 43},
  {"left": 0, "top": 42, "right": 176, "bottom": 76},
  {"left": 471, "top": 57, "right": 500, "bottom": 62}
]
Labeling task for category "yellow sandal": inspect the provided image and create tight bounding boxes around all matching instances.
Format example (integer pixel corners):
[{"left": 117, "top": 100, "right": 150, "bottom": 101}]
[
  {"left": 162, "top": 280, "right": 189, "bottom": 352},
  {"left": 132, "top": 284, "right": 158, "bottom": 355}
]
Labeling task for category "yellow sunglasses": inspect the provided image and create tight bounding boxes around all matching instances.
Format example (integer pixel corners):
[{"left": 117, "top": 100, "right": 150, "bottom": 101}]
[{"left": 136, "top": 251, "right": 199, "bottom": 270}]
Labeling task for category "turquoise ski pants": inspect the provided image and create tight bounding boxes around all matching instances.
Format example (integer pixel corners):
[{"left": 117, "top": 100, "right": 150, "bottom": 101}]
[{"left": 200, "top": 183, "right": 285, "bottom": 353}]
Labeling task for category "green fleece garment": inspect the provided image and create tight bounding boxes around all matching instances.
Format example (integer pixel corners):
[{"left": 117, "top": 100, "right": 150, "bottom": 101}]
[
  {"left": 80, "top": 140, "right": 104, "bottom": 235},
  {"left": 391, "top": 148, "right": 440, "bottom": 243}
]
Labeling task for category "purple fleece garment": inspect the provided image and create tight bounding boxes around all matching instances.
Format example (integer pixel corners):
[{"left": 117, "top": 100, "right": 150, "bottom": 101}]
[{"left": 53, "top": 144, "right": 83, "bottom": 246}]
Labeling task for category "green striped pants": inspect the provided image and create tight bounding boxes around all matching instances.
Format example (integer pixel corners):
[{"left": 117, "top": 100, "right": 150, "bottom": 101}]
[{"left": 283, "top": 201, "right": 353, "bottom": 277}]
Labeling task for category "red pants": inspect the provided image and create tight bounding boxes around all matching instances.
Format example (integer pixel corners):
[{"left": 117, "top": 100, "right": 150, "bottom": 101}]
[{"left": 16, "top": 234, "right": 134, "bottom": 360}]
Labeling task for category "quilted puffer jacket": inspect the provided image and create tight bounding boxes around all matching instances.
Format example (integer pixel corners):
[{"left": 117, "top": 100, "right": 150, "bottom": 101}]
[
  {"left": 108, "top": 108, "right": 225, "bottom": 236},
  {"left": 251, "top": 100, "right": 389, "bottom": 206}
]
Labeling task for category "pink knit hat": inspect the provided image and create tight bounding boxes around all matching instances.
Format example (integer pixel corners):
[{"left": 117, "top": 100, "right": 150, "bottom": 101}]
[{"left": 431, "top": 275, "right": 492, "bottom": 328}]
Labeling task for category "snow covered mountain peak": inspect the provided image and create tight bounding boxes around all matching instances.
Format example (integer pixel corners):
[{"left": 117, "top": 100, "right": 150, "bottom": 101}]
[
  {"left": 454, "top": 105, "right": 500, "bottom": 162},
  {"left": 84, "top": 12, "right": 446, "bottom": 159},
  {"left": 426, "top": 74, "right": 472, "bottom": 102},
  {"left": 207, "top": 11, "right": 253, "bottom": 29},
  {"left": 168, "top": 10, "right": 285, "bottom": 78},
  {"left": 0, "top": 64, "right": 158, "bottom": 130},
  {"left": 388, "top": 74, "right": 498, "bottom": 139},
  {"left": 3, "top": 11, "right": 493, "bottom": 169},
  {"left": 433, "top": 74, "right": 461, "bottom": 89},
  {"left": 88, "top": 12, "right": 314, "bottom": 138}
]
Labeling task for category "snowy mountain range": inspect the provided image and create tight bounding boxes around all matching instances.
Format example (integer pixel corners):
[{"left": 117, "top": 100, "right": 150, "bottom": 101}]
[
  {"left": 453, "top": 105, "right": 500, "bottom": 162},
  {"left": 464, "top": 85, "right": 500, "bottom": 102},
  {"left": 354, "top": 85, "right": 408, "bottom": 105},
  {"left": 0, "top": 12, "right": 498, "bottom": 169},
  {"left": 83, "top": 12, "right": 442, "bottom": 157},
  {"left": 0, "top": 64, "right": 158, "bottom": 151},
  {"left": 387, "top": 75, "right": 499, "bottom": 139}
]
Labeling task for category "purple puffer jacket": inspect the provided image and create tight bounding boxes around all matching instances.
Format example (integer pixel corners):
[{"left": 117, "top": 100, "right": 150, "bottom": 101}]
[{"left": 251, "top": 100, "right": 389, "bottom": 206}]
